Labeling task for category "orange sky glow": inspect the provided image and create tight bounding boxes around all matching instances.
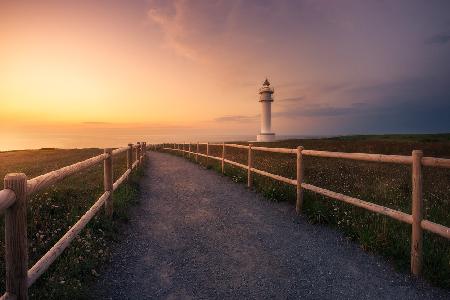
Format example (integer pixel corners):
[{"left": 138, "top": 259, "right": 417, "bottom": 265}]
[
  {"left": 1, "top": 1, "right": 449, "bottom": 149},
  {"left": 0, "top": 1, "right": 263, "bottom": 131}
]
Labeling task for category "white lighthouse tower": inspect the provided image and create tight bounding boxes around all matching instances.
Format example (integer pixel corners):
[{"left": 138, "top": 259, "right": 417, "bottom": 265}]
[{"left": 256, "top": 78, "right": 276, "bottom": 142}]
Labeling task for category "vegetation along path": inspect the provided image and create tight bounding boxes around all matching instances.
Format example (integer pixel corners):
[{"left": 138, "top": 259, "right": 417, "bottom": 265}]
[{"left": 92, "top": 151, "right": 449, "bottom": 299}]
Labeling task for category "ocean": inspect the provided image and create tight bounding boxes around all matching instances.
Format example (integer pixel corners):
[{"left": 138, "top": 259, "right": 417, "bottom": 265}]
[{"left": 0, "top": 132, "right": 313, "bottom": 151}]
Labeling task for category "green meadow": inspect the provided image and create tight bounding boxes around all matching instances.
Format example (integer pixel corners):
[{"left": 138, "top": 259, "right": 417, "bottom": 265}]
[{"left": 0, "top": 148, "right": 143, "bottom": 299}]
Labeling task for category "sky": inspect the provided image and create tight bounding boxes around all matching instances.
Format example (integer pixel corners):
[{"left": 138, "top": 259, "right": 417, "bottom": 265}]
[{"left": 1, "top": 0, "right": 450, "bottom": 148}]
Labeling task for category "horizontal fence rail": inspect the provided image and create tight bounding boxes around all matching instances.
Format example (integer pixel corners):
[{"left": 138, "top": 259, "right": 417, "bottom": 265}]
[
  {"left": 0, "top": 190, "right": 16, "bottom": 215},
  {"left": 27, "top": 153, "right": 109, "bottom": 195},
  {"left": 154, "top": 141, "right": 450, "bottom": 279},
  {"left": 0, "top": 142, "right": 148, "bottom": 300}
]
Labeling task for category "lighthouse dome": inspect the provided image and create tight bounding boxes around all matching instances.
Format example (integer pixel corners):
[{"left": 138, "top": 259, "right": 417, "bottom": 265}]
[{"left": 259, "top": 78, "right": 274, "bottom": 95}]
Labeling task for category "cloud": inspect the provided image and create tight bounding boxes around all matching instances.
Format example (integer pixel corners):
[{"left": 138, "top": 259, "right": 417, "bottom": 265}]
[
  {"left": 273, "top": 75, "right": 450, "bottom": 134},
  {"left": 146, "top": 0, "right": 238, "bottom": 61},
  {"left": 82, "top": 121, "right": 111, "bottom": 125},
  {"left": 146, "top": 0, "right": 197, "bottom": 60},
  {"left": 279, "top": 96, "right": 306, "bottom": 103},
  {"left": 146, "top": 0, "right": 282, "bottom": 64},
  {"left": 425, "top": 33, "right": 450, "bottom": 45},
  {"left": 214, "top": 115, "right": 258, "bottom": 123},
  {"left": 274, "top": 102, "right": 368, "bottom": 118}
]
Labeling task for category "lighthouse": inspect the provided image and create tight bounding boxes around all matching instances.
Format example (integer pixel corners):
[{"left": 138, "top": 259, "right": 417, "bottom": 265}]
[{"left": 256, "top": 78, "right": 276, "bottom": 142}]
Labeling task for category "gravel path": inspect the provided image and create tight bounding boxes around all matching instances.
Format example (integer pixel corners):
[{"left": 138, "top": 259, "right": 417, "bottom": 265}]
[{"left": 92, "top": 151, "right": 449, "bottom": 299}]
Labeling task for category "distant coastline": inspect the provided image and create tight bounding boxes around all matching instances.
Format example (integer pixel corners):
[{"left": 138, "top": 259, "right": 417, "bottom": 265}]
[
  {"left": 0, "top": 133, "right": 328, "bottom": 152},
  {"left": 1, "top": 133, "right": 449, "bottom": 152}
]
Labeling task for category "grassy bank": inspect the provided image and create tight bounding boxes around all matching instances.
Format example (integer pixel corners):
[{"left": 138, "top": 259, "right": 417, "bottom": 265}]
[
  {"left": 0, "top": 148, "right": 143, "bottom": 299},
  {"left": 164, "top": 133, "right": 450, "bottom": 288}
]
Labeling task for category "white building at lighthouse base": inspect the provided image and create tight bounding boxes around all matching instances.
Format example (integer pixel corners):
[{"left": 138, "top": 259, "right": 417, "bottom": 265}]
[{"left": 257, "top": 133, "right": 276, "bottom": 142}]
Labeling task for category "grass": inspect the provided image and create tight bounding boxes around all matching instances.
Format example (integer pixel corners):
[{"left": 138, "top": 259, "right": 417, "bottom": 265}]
[
  {"left": 163, "top": 133, "right": 450, "bottom": 288},
  {"left": 0, "top": 148, "right": 144, "bottom": 299}
]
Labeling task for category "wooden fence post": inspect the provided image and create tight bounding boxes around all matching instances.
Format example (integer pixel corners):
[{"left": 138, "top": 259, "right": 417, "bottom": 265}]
[
  {"left": 136, "top": 142, "right": 141, "bottom": 166},
  {"left": 196, "top": 142, "right": 199, "bottom": 162},
  {"left": 142, "top": 142, "right": 146, "bottom": 162},
  {"left": 4, "top": 173, "right": 28, "bottom": 300},
  {"left": 206, "top": 142, "right": 209, "bottom": 168},
  {"left": 247, "top": 144, "right": 253, "bottom": 188},
  {"left": 411, "top": 150, "right": 423, "bottom": 276},
  {"left": 222, "top": 142, "right": 225, "bottom": 174},
  {"left": 296, "top": 146, "right": 304, "bottom": 214},
  {"left": 127, "top": 143, "right": 133, "bottom": 180},
  {"left": 104, "top": 148, "right": 113, "bottom": 217}
]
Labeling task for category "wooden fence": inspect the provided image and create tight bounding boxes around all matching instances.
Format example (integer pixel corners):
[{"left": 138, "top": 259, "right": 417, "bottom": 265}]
[
  {"left": 153, "top": 141, "right": 450, "bottom": 278},
  {"left": 0, "top": 142, "right": 147, "bottom": 300}
]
